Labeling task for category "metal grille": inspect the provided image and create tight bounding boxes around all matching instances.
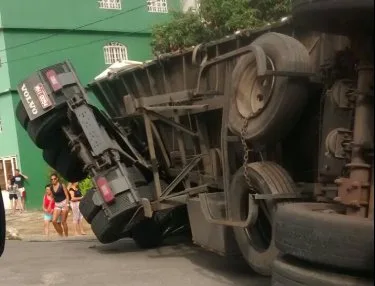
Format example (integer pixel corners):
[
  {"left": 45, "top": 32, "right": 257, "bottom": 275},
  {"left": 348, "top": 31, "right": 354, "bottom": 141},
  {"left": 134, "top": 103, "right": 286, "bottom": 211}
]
[
  {"left": 107, "top": 190, "right": 138, "bottom": 217},
  {"left": 98, "top": 0, "right": 121, "bottom": 10},
  {"left": 103, "top": 42, "right": 128, "bottom": 64},
  {"left": 147, "top": 0, "right": 168, "bottom": 13}
]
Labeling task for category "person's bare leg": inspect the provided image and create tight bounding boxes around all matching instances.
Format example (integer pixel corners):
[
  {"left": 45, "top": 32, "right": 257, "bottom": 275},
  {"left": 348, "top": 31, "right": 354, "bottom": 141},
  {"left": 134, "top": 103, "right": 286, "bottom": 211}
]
[
  {"left": 52, "top": 209, "right": 63, "bottom": 236},
  {"left": 73, "top": 222, "right": 78, "bottom": 236},
  {"left": 79, "top": 221, "right": 86, "bottom": 235},
  {"left": 61, "top": 209, "right": 69, "bottom": 237},
  {"left": 44, "top": 220, "right": 49, "bottom": 236},
  {"left": 19, "top": 199, "right": 24, "bottom": 212},
  {"left": 11, "top": 199, "right": 16, "bottom": 214}
]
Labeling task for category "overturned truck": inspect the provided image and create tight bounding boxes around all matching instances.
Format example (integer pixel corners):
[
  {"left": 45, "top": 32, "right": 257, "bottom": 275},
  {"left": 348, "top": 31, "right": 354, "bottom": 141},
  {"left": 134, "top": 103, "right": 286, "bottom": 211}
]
[{"left": 16, "top": 1, "right": 373, "bottom": 284}]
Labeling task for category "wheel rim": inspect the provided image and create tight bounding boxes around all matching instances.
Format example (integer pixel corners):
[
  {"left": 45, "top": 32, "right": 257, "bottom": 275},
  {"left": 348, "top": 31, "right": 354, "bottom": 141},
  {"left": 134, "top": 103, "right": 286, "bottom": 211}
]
[
  {"left": 241, "top": 188, "right": 272, "bottom": 253},
  {"left": 235, "top": 56, "right": 275, "bottom": 119}
]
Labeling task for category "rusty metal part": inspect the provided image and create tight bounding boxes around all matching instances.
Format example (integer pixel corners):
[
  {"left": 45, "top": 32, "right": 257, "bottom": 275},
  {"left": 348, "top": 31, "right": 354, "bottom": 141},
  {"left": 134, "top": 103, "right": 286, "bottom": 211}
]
[
  {"left": 344, "top": 61, "right": 373, "bottom": 216},
  {"left": 199, "top": 193, "right": 259, "bottom": 227},
  {"left": 143, "top": 112, "right": 163, "bottom": 201},
  {"left": 335, "top": 177, "right": 370, "bottom": 213},
  {"left": 150, "top": 121, "right": 171, "bottom": 169},
  {"left": 144, "top": 105, "right": 208, "bottom": 112},
  {"left": 325, "top": 128, "right": 352, "bottom": 159},
  {"left": 163, "top": 184, "right": 208, "bottom": 200},
  {"left": 141, "top": 198, "right": 153, "bottom": 218},
  {"left": 328, "top": 79, "right": 356, "bottom": 109},
  {"left": 142, "top": 108, "right": 198, "bottom": 137},
  {"left": 173, "top": 111, "right": 191, "bottom": 188},
  {"left": 253, "top": 192, "right": 312, "bottom": 200},
  {"left": 160, "top": 155, "right": 203, "bottom": 198},
  {"left": 369, "top": 165, "right": 374, "bottom": 220}
]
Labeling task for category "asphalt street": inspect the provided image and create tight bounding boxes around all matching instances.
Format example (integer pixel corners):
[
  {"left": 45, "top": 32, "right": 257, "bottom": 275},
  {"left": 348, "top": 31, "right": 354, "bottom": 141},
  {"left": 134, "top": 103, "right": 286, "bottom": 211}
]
[{"left": 0, "top": 239, "right": 270, "bottom": 286}]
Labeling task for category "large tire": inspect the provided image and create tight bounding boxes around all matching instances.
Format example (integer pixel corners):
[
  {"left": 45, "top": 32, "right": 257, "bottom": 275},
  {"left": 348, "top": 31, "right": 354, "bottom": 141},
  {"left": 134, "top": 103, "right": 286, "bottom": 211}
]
[
  {"left": 292, "top": 0, "right": 374, "bottom": 35},
  {"left": 131, "top": 216, "right": 163, "bottom": 249},
  {"left": 15, "top": 102, "right": 29, "bottom": 130},
  {"left": 274, "top": 203, "right": 374, "bottom": 272},
  {"left": 91, "top": 210, "right": 122, "bottom": 244},
  {"left": 79, "top": 189, "right": 101, "bottom": 224},
  {"left": 127, "top": 167, "right": 147, "bottom": 187},
  {"left": 229, "top": 32, "right": 310, "bottom": 145},
  {"left": 27, "top": 110, "right": 67, "bottom": 149},
  {"left": 0, "top": 192, "right": 5, "bottom": 256},
  {"left": 43, "top": 147, "right": 87, "bottom": 182},
  {"left": 231, "top": 162, "right": 296, "bottom": 276},
  {"left": 272, "top": 255, "right": 373, "bottom": 286}
]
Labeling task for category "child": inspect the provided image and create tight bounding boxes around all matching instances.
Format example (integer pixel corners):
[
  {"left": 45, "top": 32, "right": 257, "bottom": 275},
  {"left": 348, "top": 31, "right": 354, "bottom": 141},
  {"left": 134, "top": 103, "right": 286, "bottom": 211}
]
[
  {"left": 42, "top": 185, "right": 55, "bottom": 237},
  {"left": 7, "top": 177, "right": 18, "bottom": 215}
]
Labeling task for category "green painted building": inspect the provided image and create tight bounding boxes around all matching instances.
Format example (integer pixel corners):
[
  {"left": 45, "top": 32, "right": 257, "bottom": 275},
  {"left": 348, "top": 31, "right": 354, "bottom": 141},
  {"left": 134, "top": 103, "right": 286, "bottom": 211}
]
[{"left": 0, "top": 0, "right": 181, "bottom": 209}]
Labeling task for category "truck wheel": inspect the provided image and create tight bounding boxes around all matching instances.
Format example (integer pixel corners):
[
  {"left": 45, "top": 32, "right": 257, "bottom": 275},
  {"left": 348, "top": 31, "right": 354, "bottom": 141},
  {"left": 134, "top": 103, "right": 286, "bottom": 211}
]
[
  {"left": 292, "top": 0, "right": 374, "bottom": 35},
  {"left": 43, "top": 147, "right": 87, "bottom": 182},
  {"left": 131, "top": 217, "right": 163, "bottom": 249},
  {"left": 0, "top": 192, "right": 5, "bottom": 256},
  {"left": 27, "top": 110, "right": 67, "bottom": 149},
  {"left": 272, "top": 255, "right": 373, "bottom": 286},
  {"left": 274, "top": 203, "right": 374, "bottom": 272},
  {"left": 127, "top": 166, "right": 147, "bottom": 187},
  {"left": 231, "top": 162, "right": 296, "bottom": 276},
  {"left": 16, "top": 102, "right": 29, "bottom": 130},
  {"left": 229, "top": 32, "right": 310, "bottom": 145},
  {"left": 79, "top": 189, "right": 101, "bottom": 224},
  {"left": 91, "top": 210, "right": 122, "bottom": 244}
]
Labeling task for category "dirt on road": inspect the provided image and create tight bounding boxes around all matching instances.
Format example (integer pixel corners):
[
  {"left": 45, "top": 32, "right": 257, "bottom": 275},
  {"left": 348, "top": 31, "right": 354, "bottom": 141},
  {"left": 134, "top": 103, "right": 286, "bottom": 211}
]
[{"left": 5, "top": 209, "right": 95, "bottom": 241}]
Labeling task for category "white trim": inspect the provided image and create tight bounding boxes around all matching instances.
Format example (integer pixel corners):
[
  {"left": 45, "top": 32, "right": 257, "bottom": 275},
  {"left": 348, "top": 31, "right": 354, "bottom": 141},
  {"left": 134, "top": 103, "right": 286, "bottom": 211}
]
[{"left": 0, "top": 155, "right": 18, "bottom": 190}]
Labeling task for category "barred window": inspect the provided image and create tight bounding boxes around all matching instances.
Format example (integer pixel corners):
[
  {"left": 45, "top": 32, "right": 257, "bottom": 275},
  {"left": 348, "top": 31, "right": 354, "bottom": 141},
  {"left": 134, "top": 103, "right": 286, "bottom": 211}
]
[
  {"left": 98, "top": 0, "right": 122, "bottom": 10},
  {"left": 147, "top": 0, "right": 168, "bottom": 13},
  {"left": 103, "top": 42, "right": 128, "bottom": 64}
]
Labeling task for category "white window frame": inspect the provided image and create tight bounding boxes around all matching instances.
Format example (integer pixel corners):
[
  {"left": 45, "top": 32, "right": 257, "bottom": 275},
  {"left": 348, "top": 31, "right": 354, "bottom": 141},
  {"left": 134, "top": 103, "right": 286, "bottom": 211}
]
[
  {"left": 103, "top": 42, "right": 128, "bottom": 64},
  {"left": 147, "top": 0, "right": 168, "bottom": 13},
  {"left": 98, "top": 0, "right": 122, "bottom": 10},
  {"left": 0, "top": 156, "right": 18, "bottom": 190}
]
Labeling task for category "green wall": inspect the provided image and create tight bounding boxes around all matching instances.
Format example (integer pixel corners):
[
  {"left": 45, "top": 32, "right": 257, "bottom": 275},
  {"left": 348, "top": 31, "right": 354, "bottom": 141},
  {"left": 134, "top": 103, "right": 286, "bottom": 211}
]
[
  {"left": 11, "top": 92, "right": 47, "bottom": 208},
  {"left": 5, "top": 30, "right": 153, "bottom": 87},
  {"left": 0, "top": 0, "right": 180, "bottom": 32},
  {"left": 0, "top": 30, "right": 11, "bottom": 90},
  {"left": 0, "top": 0, "right": 182, "bottom": 209}
]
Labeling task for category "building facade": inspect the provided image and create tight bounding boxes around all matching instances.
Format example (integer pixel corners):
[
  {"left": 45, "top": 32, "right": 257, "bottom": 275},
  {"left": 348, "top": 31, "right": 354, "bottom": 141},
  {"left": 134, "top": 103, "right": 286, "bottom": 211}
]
[{"left": 0, "top": 0, "right": 181, "bottom": 209}]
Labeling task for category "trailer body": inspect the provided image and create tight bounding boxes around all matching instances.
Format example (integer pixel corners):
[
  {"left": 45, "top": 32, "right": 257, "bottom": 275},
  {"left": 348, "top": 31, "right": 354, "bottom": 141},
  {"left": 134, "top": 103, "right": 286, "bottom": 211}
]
[{"left": 15, "top": 4, "right": 373, "bottom": 280}]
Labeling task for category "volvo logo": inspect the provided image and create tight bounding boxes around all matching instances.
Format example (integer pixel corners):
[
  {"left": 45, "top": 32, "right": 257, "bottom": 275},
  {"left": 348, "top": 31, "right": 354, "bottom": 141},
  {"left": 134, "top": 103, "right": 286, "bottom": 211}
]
[{"left": 21, "top": 83, "right": 38, "bottom": 115}]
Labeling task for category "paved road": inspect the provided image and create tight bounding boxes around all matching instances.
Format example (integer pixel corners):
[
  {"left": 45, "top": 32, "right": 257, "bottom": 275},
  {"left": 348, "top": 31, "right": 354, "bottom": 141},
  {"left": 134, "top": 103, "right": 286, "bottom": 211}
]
[{"left": 0, "top": 239, "right": 269, "bottom": 286}]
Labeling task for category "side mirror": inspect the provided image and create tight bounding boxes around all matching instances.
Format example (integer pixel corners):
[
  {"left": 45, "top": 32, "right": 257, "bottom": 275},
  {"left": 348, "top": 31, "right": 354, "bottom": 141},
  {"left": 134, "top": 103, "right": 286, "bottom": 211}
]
[{"left": 0, "top": 191, "right": 5, "bottom": 256}]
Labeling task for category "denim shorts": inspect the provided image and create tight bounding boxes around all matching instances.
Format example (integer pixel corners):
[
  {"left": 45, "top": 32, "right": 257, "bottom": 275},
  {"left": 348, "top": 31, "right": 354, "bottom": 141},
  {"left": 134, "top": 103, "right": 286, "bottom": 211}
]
[
  {"left": 44, "top": 213, "right": 61, "bottom": 222},
  {"left": 44, "top": 213, "right": 53, "bottom": 221}
]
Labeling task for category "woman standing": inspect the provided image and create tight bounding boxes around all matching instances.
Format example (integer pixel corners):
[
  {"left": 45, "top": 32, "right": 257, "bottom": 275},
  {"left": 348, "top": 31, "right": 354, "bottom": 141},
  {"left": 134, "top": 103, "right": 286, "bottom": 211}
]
[
  {"left": 50, "top": 174, "right": 70, "bottom": 237},
  {"left": 68, "top": 182, "right": 86, "bottom": 236}
]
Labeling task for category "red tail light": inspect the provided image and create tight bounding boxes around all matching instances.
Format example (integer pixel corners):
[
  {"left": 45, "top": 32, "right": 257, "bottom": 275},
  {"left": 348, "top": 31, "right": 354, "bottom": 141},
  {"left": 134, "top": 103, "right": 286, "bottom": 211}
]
[
  {"left": 45, "top": 69, "right": 62, "bottom": 92},
  {"left": 96, "top": 177, "right": 115, "bottom": 204}
]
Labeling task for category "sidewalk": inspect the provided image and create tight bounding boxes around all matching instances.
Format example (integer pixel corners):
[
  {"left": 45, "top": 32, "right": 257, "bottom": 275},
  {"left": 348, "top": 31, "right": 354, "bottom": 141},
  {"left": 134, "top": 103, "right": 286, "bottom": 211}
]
[{"left": 5, "top": 210, "right": 96, "bottom": 242}]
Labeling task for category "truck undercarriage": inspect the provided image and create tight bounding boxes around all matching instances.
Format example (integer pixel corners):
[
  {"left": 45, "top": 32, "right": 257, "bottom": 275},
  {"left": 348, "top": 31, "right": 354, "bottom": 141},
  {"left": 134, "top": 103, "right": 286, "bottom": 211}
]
[{"left": 15, "top": 0, "right": 373, "bottom": 284}]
